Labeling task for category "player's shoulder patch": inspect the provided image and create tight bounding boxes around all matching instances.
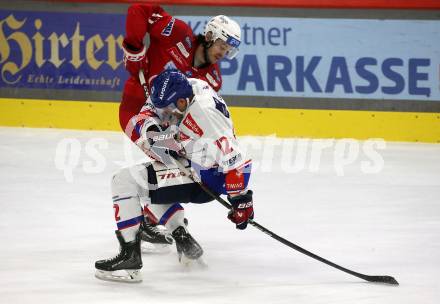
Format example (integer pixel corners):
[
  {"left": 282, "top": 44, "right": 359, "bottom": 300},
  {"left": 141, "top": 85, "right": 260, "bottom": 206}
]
[
  {"left": 161, "top": 18, "right": 175, "bottom": 36},
  {"left": 176, "top": 42, "right": 190, "bottom": 58},
  {"left": 182, "top": 113, "right": 204, "bottom": 137}
]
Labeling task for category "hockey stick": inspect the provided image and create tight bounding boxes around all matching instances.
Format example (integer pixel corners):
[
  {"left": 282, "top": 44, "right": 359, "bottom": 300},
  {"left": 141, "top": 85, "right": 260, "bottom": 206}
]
[
  {"left": 139, "top": 71, "right": 150, "bottom": 100},
  {"left": 174, "top": 161, "right": 399, "bottom": 285},
  {"left": 137, "top": 70, "right": 398, "bottom": 285}
]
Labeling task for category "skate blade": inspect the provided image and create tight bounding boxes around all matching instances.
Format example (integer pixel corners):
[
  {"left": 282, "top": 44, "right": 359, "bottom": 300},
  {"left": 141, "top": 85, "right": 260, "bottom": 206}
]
[
  {"left": 179, "top": 255, "right": 208, "bottom": 269},
  {"left": 141, "top": 242, "right": 172, "bottom": 254},
  {"left": 95, "top": 269, "right": 142, "bottom": 283}
]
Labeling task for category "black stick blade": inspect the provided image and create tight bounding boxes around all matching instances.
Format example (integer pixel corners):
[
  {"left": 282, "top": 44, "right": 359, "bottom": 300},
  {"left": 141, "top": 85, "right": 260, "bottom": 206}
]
[{"left": 365, "top": 275, "right": 399, "bottom": 285}]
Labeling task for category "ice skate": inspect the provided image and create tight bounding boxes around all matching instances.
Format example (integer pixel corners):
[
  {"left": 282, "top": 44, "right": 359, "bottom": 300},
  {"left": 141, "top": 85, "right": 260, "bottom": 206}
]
[
  {"left": 95, "top": 231, "right": 143, "bottom": 283},
  {"left": 139, "top": 219, "right": 174, "bottom": 254},
  {"left": 172, "top": 226, "right": 206, "bottom": 267}
]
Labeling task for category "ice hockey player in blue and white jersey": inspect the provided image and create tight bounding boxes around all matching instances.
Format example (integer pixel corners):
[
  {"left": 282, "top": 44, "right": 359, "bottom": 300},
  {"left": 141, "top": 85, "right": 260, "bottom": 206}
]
[{"left": 95, "top": 70, "right": 254, "bottom": 283}]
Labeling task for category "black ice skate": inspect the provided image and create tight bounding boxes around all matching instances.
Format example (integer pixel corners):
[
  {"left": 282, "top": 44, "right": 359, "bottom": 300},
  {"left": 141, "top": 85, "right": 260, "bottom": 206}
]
[
  {"left": 95, "top": 230, "right": 143, "bottom": 283},
  {"left": 139, "top": 219, "right": 174, "bottom": 254},
  {"left": 172, "top": 226, "right": 205, "bottom": 266}
]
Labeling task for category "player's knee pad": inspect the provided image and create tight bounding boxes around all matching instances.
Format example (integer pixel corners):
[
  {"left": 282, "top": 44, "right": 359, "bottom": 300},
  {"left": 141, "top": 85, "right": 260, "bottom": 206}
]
[{"left": 111, "top": 164, "right": 150, "bottom": 197}]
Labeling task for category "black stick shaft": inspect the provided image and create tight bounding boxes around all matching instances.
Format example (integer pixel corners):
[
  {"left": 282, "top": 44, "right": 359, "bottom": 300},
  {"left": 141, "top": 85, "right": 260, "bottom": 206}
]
[
  {"left": 174, "top": 161, "right": 398, "bottom": 285},
  {"left": 248, "top": 220, "right": 372, "bottom": 282},
  {"left": 193, "top": 177, "right": 371, "bottom": 280}
]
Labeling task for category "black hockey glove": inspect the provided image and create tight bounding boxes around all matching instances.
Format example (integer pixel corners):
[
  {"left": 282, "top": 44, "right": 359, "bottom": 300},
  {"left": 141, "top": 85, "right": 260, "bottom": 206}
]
[{"left": 227, "top": 190, "right": 254, "bottom": 230}]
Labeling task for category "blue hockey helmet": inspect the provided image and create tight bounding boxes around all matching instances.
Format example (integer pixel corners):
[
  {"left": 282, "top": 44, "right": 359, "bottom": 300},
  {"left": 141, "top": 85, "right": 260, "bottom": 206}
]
[{"left": 150, "top": 69, "right": 193, "bottom": 108}]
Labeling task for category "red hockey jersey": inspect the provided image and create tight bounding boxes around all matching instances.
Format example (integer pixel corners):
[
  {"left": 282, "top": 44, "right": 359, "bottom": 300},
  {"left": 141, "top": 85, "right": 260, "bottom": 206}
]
[{"left": 124, "top": 4, "right": 222, "bottom": 91}]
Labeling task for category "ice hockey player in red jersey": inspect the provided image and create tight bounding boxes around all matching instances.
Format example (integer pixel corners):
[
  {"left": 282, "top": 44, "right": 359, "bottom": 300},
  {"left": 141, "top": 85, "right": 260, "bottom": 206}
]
[
  {"left": 118, "top": 4, "right": 242, "bottom": 255},
  {"left": 120, "top": 4, "right": 241, "bottom": 143}
]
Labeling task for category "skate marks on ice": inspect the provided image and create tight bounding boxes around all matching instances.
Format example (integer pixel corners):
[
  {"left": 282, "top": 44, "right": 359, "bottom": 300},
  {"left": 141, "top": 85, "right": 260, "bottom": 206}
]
[{"left": 2, "top": 128, "right": 440, "bottom": 303}]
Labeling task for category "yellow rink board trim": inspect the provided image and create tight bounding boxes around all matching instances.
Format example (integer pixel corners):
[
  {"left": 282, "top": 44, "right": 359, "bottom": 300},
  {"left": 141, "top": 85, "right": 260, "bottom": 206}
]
[
  {"left": 1, "top": 98, "right": 439, "bottom": 143},
  {"left": 0, "top": 98, "right": 121, "bottom": 131}
]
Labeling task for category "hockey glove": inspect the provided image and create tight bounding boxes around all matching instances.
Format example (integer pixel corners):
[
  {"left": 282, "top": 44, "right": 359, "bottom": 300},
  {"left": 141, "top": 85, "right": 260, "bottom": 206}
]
[
  {"left": 122, "top": 39, "right": 148, "bottom": 81},
  {"left": 139, "top": 125, "right": 183, "bottom": 166},
  {"left": 227, "top": 190, "right": 254, "bottom": 230}
]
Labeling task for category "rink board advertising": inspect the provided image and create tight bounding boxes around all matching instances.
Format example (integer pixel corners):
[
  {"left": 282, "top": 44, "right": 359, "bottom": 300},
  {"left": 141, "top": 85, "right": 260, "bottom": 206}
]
[
  {"left": 0, "top": 11, "right": 127, "bottom": 91},
  {"left": 1, "top": 10, "right": 440, "bottom": 102}
]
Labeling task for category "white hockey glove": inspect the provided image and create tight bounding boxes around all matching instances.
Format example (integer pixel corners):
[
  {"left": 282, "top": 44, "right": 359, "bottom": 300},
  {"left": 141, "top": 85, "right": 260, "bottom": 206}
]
[
  {"left": 122, "top": 39, "right": 148, "bottom": 81},
  {"left": 136, "top": 124, "right": 184, "bottom": 166}
]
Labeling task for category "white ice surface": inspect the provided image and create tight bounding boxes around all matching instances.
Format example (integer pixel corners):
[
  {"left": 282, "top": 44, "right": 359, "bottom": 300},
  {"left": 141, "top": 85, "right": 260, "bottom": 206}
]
[{"left": 1, "top": 127, "right": 439, "bottom": 304}]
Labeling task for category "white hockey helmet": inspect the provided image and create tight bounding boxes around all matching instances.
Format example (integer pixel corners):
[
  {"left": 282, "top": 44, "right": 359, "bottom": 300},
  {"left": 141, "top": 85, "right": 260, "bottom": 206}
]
[{"left": 203, "top": 15, "right": 241, "bottom": 59}]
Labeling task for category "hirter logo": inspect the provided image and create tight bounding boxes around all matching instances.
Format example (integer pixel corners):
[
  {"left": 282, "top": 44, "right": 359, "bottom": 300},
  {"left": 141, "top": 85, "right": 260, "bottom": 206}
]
[{"left": 183, "top": 113, "right": 204, "bottom": 136}]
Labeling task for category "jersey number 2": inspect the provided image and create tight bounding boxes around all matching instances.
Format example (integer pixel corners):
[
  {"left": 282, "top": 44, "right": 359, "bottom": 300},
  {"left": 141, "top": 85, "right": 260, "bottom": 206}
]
[{"left": 113, "top": 204, "right": 121, "bottom": 221}]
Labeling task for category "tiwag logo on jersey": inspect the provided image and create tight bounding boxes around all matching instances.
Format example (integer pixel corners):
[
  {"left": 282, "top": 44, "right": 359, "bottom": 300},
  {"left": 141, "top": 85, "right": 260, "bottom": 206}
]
[
  {"left": 183, "top": 113, "right": 204, "bottom": 136},
  {"left": 161, "top": 18, "right": 175, "bottom": 36},
  {"left": 226, "top": 182, "right": 244, "bottom": 191}
]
